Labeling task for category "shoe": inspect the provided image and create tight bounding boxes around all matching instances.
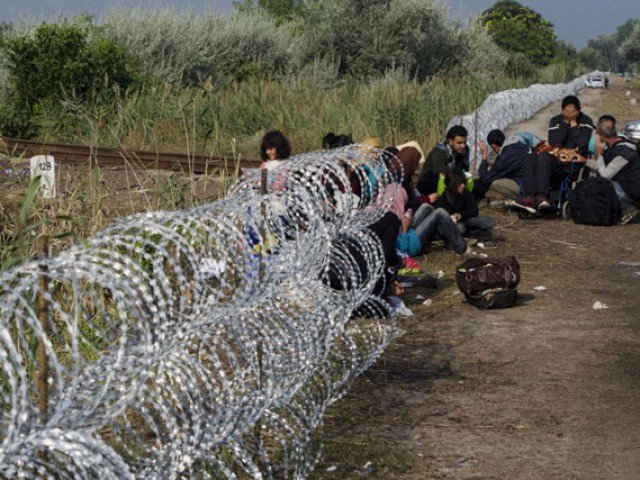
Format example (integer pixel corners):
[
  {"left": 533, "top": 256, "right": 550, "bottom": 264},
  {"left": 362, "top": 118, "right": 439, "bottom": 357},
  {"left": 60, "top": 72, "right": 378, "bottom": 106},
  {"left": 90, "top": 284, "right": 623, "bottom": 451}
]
[
  {"left": 535, "top": 195, "right": 551, "bottom": 210},
  {"left": 620, "top": 205, "right": 640, "bottom": 225},
  {"left": 398, "top": 257, "right": 423, "bottom": 275},
  {"left": 467, "top": 238, "right": 479, "bottom": 247},
  {"left": 513, "top": 196, "right": 537, "bottom": 214}
]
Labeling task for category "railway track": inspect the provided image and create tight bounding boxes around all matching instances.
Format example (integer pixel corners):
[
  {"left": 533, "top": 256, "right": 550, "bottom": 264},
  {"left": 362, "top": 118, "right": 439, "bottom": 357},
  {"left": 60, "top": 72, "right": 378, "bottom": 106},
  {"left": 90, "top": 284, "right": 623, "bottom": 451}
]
[{"left": 0, "top": 137, "right": 261, "bottom": 174}]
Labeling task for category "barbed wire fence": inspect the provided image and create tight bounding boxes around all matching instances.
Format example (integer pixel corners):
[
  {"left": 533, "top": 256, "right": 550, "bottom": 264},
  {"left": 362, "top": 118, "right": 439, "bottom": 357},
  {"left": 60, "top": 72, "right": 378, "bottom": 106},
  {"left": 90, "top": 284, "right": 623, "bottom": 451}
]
[{"left": 0, "top": 146, "right": 399, "bottom": 479}]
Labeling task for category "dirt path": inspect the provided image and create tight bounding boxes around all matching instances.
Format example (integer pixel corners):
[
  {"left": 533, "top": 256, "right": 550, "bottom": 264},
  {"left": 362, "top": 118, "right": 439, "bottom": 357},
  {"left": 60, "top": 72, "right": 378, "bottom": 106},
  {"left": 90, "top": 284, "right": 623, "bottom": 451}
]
[{"left": 313, "top": 79, "right": 640, "bottom": 479}]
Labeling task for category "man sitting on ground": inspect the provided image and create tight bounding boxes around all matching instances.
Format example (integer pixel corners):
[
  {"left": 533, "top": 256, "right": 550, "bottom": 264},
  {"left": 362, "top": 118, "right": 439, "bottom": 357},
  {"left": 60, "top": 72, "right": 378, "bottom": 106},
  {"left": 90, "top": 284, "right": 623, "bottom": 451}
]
[
  {"left": 587, "top": 115, "right": 640, "bottom": 223},
  {"left": 515, "top": 95, "right": 594, "bottom": 212},
  {"left": 474, "top": 129, "right": 535, "bottom": 201},
  {"left": 417, "top": 125, "right": 470, "bottom": 197}
]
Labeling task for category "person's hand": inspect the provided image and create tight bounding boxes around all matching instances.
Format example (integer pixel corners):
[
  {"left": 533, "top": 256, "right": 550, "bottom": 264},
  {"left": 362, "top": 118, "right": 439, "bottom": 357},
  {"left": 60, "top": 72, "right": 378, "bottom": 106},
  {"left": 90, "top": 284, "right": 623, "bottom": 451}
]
[
  {"left": 572, "top": 153, "right": 587, "bottom": 163},
  {"left": 428, "top": 193, "right": 439, "bottom": 203},
  {"left": 451, "top": 213, "right": 461, "bottom": 223},
  {"left": 594, "top": 135, "right": 605, "bottom": 155},
  {"left": 477, "top": 141, "right": 488, "bottom": 160},
  {"left": 401, "top": 215, "right": 411, "bottom": 233}
]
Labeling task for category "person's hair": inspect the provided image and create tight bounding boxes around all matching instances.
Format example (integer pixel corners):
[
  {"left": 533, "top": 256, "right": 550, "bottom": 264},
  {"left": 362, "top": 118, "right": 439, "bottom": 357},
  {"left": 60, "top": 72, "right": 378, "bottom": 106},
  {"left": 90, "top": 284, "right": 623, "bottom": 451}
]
[
  {"left": 597, "top": 116, "right": 618, "bottom": 139},
  {"left": 561, "top": 95, "right": 581, "bottom": 111},
  {"left": 260, "top": 130, "right": 291, "bottom": 161},
  {"left": 396, "top": 147, "right": 421, "bottom": 179},
  {"left": 445, "top": 170, "right": 466, "bottom": 197},
  {"left": 487, "top": 129, "right": 506, "bottom": 148},
  {"left": 446, "top": 125, "right": 468, "bottom": 140},
  {"left": 322, "top": 132, "right": 353, "bottom": 149},
  {"left": 598, "top": 114, "right": 616, "bottom": 125}
]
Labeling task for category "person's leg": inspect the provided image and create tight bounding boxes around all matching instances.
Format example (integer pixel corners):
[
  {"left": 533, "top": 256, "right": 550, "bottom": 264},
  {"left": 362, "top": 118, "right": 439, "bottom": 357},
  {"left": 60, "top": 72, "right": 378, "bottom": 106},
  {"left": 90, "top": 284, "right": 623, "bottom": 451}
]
[
  {"left": 611, "top": 180, "right": 632, "bottom": 211},
  {"left": 457, "top": 221, "right": 466, "bottom": 235},
  {"left": 413, "top": 207, "right": 466, "bottom": 253},
  {"left": 410, "top": 203, "right": 434, "bottom": 229},
  {"left": 486, "top": 178, "right": 520, "bottom": 201},
  {"left": 521, "top": 154, "right": 539, "bottom": 197},
  {"left": 536, "top": 152, "right": 557, "bottom": 199},
  {"left": 412, "top": 207, "right": 440, "bottom": 245},
  {"left": 473, "top": 179, "right": 492, "bottom": 199},
  {"left": 462, "top": 216, "right": 495, "bottom": 236},
  {"left": 433, "top": 209, "right": 467, "bottom": 253}
]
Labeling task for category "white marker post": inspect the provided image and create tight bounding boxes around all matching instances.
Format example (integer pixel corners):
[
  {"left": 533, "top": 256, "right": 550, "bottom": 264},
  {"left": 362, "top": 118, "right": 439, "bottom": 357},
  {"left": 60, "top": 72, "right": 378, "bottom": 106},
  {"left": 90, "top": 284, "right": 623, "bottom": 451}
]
[{"left": 30, "top": 155, "right": 56, "bottom": 199}]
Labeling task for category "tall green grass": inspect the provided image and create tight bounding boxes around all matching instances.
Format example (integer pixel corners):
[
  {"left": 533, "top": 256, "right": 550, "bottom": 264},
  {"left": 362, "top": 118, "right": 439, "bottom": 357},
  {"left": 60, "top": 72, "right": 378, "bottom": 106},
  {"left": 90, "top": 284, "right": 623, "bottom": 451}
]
[{"left": 35, "top": 72, "right": 533, "bottom": 159}]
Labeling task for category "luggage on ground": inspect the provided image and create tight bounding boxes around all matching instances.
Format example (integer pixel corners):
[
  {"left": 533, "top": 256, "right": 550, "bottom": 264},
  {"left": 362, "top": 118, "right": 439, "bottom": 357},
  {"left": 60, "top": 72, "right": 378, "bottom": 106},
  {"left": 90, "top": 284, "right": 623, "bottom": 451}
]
[
  {"left": 456, "top": 256, "right": 520, "bottom": 309},
  {"left": 568, "top": 177, "right": 622, "bottom": 226}
]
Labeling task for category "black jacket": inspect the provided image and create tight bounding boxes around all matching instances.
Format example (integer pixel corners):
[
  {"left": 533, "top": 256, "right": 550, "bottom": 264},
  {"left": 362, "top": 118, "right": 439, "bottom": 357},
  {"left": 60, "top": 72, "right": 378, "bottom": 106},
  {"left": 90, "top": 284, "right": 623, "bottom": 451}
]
[
  {"left": 478, "top": 142, "right": 529, "bottom": 184},
  {"left": 604, "top": 140, "right": 640, "bottom": 202},
  {"left": 548, "top": 112, "right": 594, "bottom": 157},
  {"left": 417, "top": 142, "right": 470, "bottom": 195},
  {"left": 435, "top": 189, "right": 478, "bottom": 221}
]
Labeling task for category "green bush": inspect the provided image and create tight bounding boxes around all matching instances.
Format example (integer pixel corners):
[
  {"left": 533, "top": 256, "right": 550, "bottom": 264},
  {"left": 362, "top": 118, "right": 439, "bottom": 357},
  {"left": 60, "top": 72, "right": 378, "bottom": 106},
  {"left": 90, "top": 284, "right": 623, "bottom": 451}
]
[
  {"left": 292, "top": 0, "right": 465, "bottom": 79},
  {"left": 0, "top": 22, "right": 135, "bottom": 137},
  {"left": 101, "top": 8, "right": 292, "bottom": 85}
]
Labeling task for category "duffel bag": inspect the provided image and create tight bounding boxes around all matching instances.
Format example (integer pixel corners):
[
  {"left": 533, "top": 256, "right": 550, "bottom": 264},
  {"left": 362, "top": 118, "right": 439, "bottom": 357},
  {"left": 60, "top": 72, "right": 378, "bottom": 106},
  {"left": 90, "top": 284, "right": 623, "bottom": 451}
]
[
  {"left": 465, "top": 288, "right": 518, "bottom": 310},
  {"left": 456, "top": 256, "right": 520, "bottom": 295}
]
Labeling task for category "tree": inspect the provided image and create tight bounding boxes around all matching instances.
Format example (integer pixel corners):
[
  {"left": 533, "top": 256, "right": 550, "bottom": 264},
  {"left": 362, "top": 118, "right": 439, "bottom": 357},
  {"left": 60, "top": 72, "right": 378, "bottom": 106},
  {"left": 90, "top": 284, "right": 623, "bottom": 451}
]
[
  {"left": 234, "top": 0, "right": 308, "bottom": 23},
  {"left": 480, "top": 0, "right": 557, "bottom": 66},
  {"left": 582, "top": 19, "right": 640, "bottom": 72},
  {"left": 620, "top": 24, "right": 640, "bottom": 72}
]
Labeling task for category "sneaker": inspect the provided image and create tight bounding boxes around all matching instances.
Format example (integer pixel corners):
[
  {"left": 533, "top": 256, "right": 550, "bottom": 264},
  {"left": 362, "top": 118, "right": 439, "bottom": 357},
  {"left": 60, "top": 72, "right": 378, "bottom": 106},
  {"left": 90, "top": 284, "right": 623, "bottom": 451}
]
[
  {"left": 620, "top": 205, "right": 640, "bottom": 225},
  {"left": 535, "top": 195, "right": 551, "bottom": 210},
  {"left": 398, "top": 257, "right": 423, "bottom": 275},
  {"left": 514, "top": 196, "right": 537, "bottom": 214}
]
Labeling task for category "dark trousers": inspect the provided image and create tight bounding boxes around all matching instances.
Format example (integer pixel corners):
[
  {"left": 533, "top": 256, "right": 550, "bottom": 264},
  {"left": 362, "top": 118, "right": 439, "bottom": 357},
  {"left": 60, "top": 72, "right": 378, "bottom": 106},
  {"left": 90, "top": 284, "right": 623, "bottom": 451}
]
[
  {"left": 368, "top": 212, "right": 400, "bottom": 268},
  {"left": 473, "top": 179, "right": 491, "bottom": 199},
  {"left": 522, "top": 152, "right": 567, "bottom": 198}
]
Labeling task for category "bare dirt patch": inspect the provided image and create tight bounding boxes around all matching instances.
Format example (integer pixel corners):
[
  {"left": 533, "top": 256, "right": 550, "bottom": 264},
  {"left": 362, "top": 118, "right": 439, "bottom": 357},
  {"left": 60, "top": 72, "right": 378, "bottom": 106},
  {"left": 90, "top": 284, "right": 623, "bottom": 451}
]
[{"left": 312, "top": 78, "right": 640, "bottom": 480}]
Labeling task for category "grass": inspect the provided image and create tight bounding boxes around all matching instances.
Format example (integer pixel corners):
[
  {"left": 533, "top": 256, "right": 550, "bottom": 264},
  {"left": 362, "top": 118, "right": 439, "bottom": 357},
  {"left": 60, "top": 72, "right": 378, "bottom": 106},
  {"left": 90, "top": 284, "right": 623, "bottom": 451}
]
[
  {"left": 0, "top": 71, "right": 540, "bottom": 267},
  {"left": 32, "top": 73, "right": 533, "bottom": 160}
]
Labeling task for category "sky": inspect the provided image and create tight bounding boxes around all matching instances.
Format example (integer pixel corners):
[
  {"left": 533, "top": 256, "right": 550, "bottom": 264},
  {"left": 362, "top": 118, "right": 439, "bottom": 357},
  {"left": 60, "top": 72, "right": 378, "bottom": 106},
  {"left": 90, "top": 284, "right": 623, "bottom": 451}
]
[{"left": 0, "top": 0, "right": 639, "bottom": 48}]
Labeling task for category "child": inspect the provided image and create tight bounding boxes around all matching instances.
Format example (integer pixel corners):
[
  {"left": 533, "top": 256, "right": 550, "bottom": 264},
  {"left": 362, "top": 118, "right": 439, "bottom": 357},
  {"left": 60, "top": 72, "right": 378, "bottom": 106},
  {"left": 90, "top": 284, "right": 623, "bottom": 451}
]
[{"left": 436, "top": 171, "right": 494, "bottom": 236}]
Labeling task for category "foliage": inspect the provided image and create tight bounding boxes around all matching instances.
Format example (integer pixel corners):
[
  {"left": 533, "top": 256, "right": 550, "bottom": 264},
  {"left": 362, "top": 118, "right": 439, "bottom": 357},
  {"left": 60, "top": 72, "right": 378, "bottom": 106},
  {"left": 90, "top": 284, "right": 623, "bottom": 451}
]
[
  {"left": 619, "top": 23, "right": 640, "bottom": 73},
  {"left": 101, "top": 8, "right": 292, "bottom": 85},
  {"left": 0, "top": 22, "right": 134, "bottom": 137},
  {"left": 481, "top": 0, "right": 557, "bottom": 66},
  {"left": 293, "top": 0, "right": 466, "bottom": 79},
  {"left": 234, "top": 0, "right": 308, "bottom": 23},
  {"left": 28, "top": 72, "right": 532, "bottom": 160},
  {"left": 581, "top": 19, "right": 640, "bottom": 72}
]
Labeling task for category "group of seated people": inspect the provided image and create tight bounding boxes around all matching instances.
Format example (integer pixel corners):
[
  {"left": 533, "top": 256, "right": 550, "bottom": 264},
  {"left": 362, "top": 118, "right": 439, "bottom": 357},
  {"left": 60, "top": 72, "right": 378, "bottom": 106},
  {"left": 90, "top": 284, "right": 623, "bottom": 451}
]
[{"left": 257, "top": 93, "right": 640, "bottom": 300}]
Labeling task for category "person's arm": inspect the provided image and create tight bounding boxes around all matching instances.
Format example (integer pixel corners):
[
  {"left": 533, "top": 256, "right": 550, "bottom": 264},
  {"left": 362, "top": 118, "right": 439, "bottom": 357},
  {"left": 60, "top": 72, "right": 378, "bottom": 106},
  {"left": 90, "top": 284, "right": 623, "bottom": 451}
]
[
  {"left": 595, "top": 155, "right": 629, "bottom": 180},
  {"left": 548, "top": 117, "right": 566, "bottom": 146},
  {"left": 459, "top": 190, "right": 479, "bottom": 220},
  {"left": 478, "top": 158, "right": 490, "bottom": 181}
]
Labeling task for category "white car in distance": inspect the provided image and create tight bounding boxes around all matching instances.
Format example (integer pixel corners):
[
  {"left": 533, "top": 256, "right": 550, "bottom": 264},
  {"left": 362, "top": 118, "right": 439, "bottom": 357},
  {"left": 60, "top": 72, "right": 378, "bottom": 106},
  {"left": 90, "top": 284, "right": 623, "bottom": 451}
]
[{"left": 586, "top": 76, "right": 605, "bottom": 88}]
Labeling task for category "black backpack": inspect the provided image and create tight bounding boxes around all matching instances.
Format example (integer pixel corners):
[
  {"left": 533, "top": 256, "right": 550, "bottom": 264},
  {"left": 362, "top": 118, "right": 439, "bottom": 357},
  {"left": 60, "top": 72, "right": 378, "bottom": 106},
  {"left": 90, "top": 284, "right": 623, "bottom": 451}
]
[{"left": 568, "top": 177, "right": 621, "bottom": 226}]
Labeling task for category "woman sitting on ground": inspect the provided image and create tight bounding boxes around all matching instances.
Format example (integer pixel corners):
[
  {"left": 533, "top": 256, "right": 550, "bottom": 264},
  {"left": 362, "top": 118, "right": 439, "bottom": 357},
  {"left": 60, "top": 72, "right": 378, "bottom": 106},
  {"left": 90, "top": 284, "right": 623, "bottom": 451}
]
[
  {"left": 390, "top": 147, "right": 470, "bottom": 256},
  {"left": 435, "top": 171, "right": 494, "bottom": 237}
]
